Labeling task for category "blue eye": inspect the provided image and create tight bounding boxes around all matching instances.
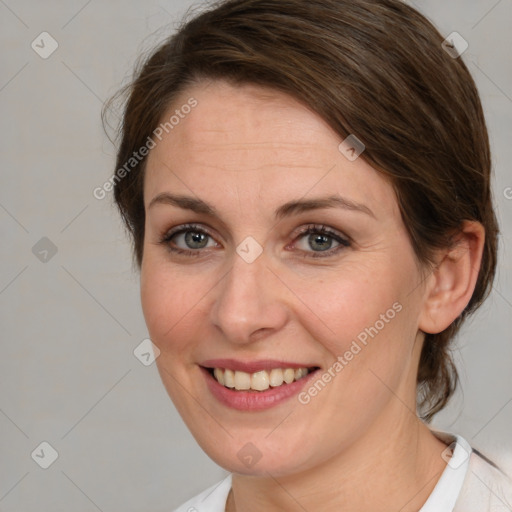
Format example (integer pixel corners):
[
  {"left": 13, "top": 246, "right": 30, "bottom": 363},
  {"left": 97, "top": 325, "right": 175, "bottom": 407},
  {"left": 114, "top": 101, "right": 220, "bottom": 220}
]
[
  {"left": 293, "top": 225, "right": 350, "bottom": 257},
  {"left": 174, "top": 230, "right": 211, "bottom": 249},
  {"left": 160, "top": 224, "right": 218, "bottom": 256},
  {"left": 160, "top": 223, "right": 350, "bottom": 259}
]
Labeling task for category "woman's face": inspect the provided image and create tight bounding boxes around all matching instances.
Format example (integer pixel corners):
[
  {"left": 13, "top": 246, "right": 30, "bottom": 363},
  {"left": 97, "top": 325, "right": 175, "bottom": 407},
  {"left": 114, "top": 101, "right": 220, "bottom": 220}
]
[{"left": 141, "top": 80, "right": 429, "bottom": 476}]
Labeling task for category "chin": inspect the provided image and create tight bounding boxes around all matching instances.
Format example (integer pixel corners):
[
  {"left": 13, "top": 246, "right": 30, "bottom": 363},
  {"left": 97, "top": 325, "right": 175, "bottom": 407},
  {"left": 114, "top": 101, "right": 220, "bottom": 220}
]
[{"left": 195, "top": 434, "right": 319, "bottom": 477}]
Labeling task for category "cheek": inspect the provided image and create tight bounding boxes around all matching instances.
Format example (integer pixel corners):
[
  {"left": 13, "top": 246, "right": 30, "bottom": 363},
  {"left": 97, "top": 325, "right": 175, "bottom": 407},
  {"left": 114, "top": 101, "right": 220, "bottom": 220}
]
[
  {"left": 278, "top": 270, "right": 417, "bottom": 454},
  {"left": 140, "top": 256, "right": 210, "bottom": 353},
  {"left": 292, "top": 261, "right": 408, "bottom": 349},
  {"left": 286, "top": 257, "right": 419, "bottom": 397}
]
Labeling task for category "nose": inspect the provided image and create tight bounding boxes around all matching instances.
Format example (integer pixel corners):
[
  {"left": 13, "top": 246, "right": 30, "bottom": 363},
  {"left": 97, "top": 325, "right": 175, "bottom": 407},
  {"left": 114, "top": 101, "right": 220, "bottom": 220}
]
[{"left": 210, "top": 250, "right": 289, "bottom": 345}]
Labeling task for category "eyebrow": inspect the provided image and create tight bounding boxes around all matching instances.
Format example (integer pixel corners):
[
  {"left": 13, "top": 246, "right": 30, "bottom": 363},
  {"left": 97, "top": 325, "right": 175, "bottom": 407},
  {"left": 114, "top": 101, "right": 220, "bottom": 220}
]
[
  {"left": 149, "top": 193, "right": 216, "bottom": 215},
  {"left": 148, "top": 193, "right": 375, "bottom": 219},
  {"left": 275, "top": 195, "right": 375, "bottom": 220}
]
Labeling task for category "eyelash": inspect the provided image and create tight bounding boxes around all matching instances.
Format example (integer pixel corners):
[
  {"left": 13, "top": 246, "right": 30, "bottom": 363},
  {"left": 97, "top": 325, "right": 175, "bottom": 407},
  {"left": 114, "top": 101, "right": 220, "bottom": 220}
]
[{"left": 159, "top": 223, "right": 351, "bottom": 259}]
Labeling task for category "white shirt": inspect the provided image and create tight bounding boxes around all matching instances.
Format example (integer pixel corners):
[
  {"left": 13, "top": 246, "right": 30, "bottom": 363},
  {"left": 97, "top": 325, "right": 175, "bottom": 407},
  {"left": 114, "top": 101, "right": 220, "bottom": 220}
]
[{"left": 173, "top": 433, "right": 512, "bottom": 511}]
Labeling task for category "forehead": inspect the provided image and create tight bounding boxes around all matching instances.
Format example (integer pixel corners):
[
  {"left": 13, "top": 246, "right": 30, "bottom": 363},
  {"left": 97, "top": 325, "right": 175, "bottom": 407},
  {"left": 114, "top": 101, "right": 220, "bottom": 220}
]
[
  {"left": 144, "top": 80, "right": 398, "bottom": 218},
  {"left": 158, "top": 81, "right": 337, "bottom": 165}
]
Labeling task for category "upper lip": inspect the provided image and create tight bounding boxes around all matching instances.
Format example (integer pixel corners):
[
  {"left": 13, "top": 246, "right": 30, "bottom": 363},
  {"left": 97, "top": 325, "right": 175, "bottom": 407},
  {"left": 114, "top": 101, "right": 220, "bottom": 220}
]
[{"left": 201, "top": 358, "right": 318, "bottom": 374}]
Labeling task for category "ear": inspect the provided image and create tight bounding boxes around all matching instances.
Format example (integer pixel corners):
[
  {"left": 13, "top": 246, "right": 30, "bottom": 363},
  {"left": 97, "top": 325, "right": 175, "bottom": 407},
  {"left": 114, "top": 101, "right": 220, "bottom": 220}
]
[{"left": 418, "top": 221, "right": 485, "bottom": 334}]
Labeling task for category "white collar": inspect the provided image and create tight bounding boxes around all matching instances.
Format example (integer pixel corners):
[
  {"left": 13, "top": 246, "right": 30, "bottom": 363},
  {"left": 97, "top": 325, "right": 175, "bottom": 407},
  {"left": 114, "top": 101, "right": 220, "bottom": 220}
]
[{"left": 419, "top": 432, "right": 471, "bottom": 511}]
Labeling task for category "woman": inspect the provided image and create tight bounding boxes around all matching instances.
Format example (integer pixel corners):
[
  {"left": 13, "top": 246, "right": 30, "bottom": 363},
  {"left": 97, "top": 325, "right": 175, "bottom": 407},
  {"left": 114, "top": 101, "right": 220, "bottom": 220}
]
[{"left": 106, "top": 0, "right": 511, "bottom": 509}]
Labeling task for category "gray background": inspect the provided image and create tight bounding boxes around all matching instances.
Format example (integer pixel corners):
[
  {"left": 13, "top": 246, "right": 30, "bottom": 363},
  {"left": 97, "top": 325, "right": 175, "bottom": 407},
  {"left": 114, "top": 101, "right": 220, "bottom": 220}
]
[{"left": 0, "top": 0, "right": 511, "bottom": 510}]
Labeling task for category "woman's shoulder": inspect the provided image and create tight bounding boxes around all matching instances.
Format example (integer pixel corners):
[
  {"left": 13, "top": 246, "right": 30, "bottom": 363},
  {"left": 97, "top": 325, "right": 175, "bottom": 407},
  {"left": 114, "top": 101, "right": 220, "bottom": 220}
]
[
  {"left": 427, "top": 431, "right": 512, "bottom": 511},
  {"left": 172, "top": 474, "right": 232, "bottom": 512},
  {"left": 455, "top": 448, "right": 512, "bottom": 511}
]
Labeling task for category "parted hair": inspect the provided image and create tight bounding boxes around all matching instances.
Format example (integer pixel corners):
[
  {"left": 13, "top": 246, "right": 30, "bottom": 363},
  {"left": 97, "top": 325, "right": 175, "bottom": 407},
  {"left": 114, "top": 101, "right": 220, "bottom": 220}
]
[{"left": 105, "top": 0, "right": 499, "bottom": 421}]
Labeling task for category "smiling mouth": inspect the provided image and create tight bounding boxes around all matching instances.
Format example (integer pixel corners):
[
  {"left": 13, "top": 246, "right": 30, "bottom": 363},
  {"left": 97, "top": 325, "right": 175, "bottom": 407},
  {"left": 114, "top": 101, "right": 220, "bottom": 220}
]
[{"left": 206, "top": 366, "right": 318, "bottom": 392}]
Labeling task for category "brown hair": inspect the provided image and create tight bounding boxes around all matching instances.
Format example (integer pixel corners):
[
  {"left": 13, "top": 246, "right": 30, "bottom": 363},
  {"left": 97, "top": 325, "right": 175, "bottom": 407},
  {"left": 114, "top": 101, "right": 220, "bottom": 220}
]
[{"left": 105, "top": 0, "right": 498, "bottom": 421}]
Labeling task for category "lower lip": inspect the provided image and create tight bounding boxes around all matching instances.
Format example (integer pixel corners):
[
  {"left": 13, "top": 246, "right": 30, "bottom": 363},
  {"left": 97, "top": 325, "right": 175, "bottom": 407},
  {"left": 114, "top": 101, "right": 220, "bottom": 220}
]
[{"left": 201, "top": 367, "right": 319, "bottom": 411}]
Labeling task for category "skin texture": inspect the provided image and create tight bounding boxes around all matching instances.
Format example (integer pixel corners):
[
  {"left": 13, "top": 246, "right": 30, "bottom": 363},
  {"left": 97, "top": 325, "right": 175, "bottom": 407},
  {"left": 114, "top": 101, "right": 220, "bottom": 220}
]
[{"left": 140, "top": 80, "right": 485, "bottom": 512}]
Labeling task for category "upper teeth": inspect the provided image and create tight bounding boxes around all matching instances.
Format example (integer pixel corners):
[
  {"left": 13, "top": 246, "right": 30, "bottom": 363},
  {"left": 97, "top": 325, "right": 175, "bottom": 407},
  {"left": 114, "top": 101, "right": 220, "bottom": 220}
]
[{"left": 213, "top": 367, "right": 309, "bottom": 391}]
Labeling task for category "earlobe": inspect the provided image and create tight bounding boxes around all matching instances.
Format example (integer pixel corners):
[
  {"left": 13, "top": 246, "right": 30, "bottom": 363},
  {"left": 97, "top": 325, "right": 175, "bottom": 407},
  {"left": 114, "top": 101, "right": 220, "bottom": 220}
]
[{"left": 419, "top": 221, "right": 485, "bottom": 334}]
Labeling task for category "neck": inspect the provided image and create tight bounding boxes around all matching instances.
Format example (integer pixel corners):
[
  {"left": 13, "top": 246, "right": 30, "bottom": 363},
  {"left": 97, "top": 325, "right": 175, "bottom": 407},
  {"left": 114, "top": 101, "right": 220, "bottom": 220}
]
[{"left": 228, "top": 412, "right": 449, "bottom": 512}]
